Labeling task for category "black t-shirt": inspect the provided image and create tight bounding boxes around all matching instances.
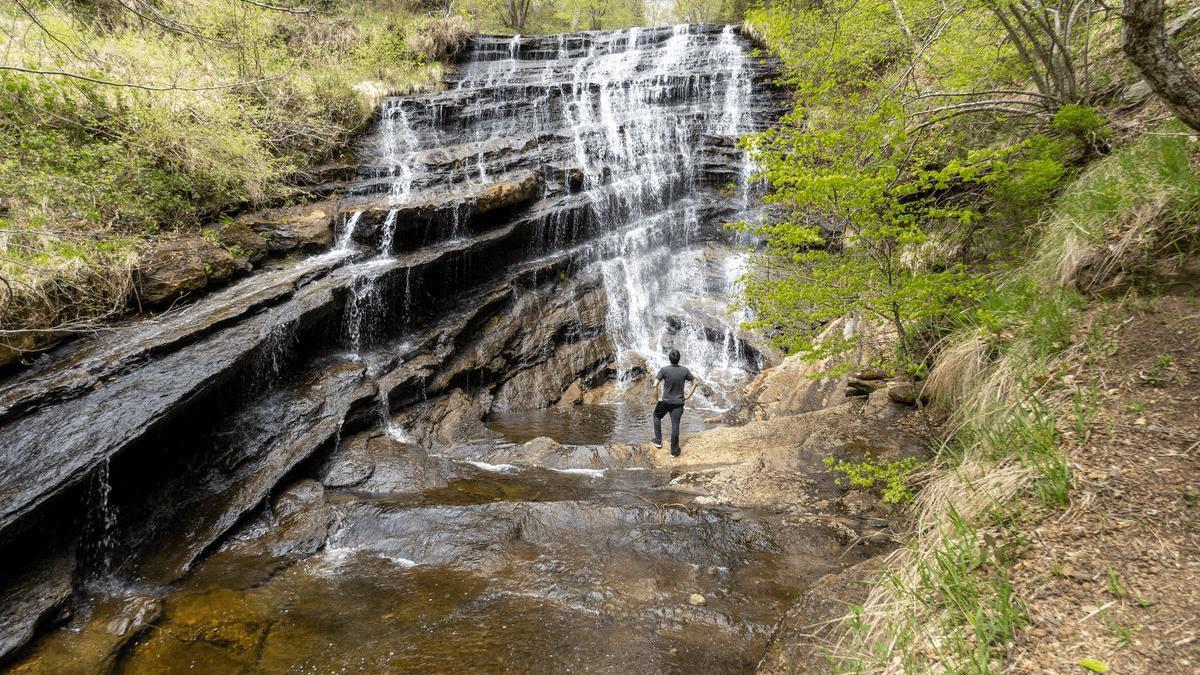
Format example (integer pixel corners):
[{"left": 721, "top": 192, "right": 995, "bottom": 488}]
[{"left": 656, "top": 365, "right": 693, "bottom": 404}]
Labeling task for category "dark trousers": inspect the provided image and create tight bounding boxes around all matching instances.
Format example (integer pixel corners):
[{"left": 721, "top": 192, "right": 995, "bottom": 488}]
[{"left": 652, "top": 401, "right": 685, "bottom": 454}]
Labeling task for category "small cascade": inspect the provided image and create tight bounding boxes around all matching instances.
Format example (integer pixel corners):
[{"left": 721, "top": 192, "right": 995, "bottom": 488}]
[
  {"left": 343, "top": 264, "right": 388, "bottom": 355},
  {"left": 336, "top": 210, "right": 363, "bottom": 250},
  {"left": 376, "top": 388, "right": 414, "bottom": 443},
  {"left": 81, "top": 458, "right": 118, "bottom": 578},
  {"left": 378, "top": 209, "right": 399, "bottom": 256}
]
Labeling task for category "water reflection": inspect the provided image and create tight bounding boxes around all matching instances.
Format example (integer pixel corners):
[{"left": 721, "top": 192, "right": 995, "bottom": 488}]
[{"left": 486, "top": 403, "right": 718, "bottom": 446}]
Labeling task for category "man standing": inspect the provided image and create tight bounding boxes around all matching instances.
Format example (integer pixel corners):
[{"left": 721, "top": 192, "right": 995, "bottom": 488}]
[{"left": 652, "top": 349, "right": 696, "bottom": 457}]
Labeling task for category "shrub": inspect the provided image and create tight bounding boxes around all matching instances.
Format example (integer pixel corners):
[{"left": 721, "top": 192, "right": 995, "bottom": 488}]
[{"left": 824, "top": 454, "right": 922, "bottom": 504}]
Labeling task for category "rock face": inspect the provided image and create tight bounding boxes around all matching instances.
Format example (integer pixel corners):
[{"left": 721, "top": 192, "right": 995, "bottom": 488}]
[
  {"left": 215, "top": 223, "right": 269, "bottom": 263},
  {"left": 475, "top": 171, "right": 540, "bottom": 214},
  {"left": 728, "top": 318, "right": 894, "bottom": 423}
]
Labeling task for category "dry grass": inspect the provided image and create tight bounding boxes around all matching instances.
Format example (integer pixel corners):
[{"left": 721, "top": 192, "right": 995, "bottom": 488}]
[
  {"left": 1034, "top": 127, "right": 1200, "bottom": 291},
  {"left": 408, "top": 14, "right": 472, "bottom": 61}
]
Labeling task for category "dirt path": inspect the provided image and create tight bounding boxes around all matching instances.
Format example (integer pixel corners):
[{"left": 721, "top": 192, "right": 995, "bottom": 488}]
[{"left": 1009, "top": 294, "right": 1200, "bottom": 673}]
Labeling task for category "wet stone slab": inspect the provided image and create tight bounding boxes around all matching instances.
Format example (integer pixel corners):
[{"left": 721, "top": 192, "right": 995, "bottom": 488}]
[{"left": 110, "top": 444, "right": 846, "bottom": 674}]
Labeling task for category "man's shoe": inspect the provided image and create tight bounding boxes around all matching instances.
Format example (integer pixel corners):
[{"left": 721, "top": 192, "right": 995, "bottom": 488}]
[
  {"left": 653, "top": 441, "right": 663, "bottom": 449},
  {"left": 670, "top": 449, "right": 680, "bottom": 457}
]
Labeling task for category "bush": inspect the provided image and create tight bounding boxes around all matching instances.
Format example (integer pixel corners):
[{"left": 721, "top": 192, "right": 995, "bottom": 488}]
[
  {"left": 1051, "top": 104, "right": 1112, "bottom": 154},
  {"left": 824, "top": 454, "right": 922, "bottom": 504}
]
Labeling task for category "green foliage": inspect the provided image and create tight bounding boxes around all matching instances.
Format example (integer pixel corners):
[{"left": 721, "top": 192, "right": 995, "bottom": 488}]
[
  {"left": 1041, "top": 126, "right": 1200, "bottom": 254},
  {"left": 0, "top": 0, "right": 447, "bottom": 338},
  {"left": 1051, "top": 104, "right": 1111, "bottom": 152},
  {"left": 737, "top": 0, "right": 1087, "bottom": 375},
  {"left": 824, "top": 454, "right": 922, "bottom": 504}
]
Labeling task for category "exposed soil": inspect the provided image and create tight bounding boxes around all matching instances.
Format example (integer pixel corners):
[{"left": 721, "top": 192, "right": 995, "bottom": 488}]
[{"left": 1008, "top": 293, "right": 1200, "bottom": 673}]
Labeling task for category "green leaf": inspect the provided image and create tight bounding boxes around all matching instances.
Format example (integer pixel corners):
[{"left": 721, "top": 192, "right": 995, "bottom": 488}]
[{"left": 1077, "top": 657, "right": 1110, "bottom": 673}]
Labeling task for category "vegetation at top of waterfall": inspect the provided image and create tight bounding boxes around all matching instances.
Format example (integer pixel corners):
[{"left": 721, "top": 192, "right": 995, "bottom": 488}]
[
  {"left": 0, "top": 0, "right": 467, "bottom": 346},
  {"left": 740, "top": 0, "right": 1200, "bottom": 671},
  {"left": 0, "top": 0, "right": 743, "bottom": 356}
]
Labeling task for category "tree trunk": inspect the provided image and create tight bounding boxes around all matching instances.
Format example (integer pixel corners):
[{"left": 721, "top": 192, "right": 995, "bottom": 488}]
[{"left": 1123, "top": 0, "right": 1200, "bottom": 131}]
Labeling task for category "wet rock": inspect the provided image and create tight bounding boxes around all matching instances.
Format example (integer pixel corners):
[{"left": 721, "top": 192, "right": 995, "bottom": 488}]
[
  {"left": 342, "top": 432, "right": 453, "bottom": 495},
  {"left": 0, "top": 548, "right": 74, "bottom": 660},
  {"left": 492, "top": 336, "right": 613, "bottom": 411},
  {"left": 219, "top": 479, "right": 334, "bottom": 565},
  {"left": 445, "top": 438, "right": 653, "bottom": 471},
  {"left": 238, "top": 201, "right": 335, "bottom": 252},
  {"left": 134, "top": 236, "right": 239, "bottom": 306},
  {"left": 10, "top": 594, "right": 162, "bottom": 674},
  {"left": 0, "top": 253, "right": 350, "bottom": 539},
  {"left": 319, "top": 442, "right": 377, "bottom": 489},
  {"left": 401, "top": 388, "right": 498, "bottom": 448},
  {"left": 128, "top": 358, "right": 374, "bottom": 584},
  {"left": 688, "top": 593, "right": 707, "bottom": 606}
]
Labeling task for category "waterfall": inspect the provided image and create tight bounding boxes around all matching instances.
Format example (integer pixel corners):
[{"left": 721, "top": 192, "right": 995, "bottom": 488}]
[
  {"left": 464, "top": 25, "right": 761, "bottom": 404},
  {"left": 342, "top": 24, "right": 777, "bottom": 407}
]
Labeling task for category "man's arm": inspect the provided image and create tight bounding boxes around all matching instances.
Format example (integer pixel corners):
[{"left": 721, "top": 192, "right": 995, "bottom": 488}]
[{"left": 684, "top": 379, "right": 697, "bottom": 400}]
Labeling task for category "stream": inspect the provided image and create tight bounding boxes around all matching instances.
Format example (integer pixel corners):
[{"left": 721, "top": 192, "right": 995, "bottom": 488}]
[{"left": 0, "top": 25, "right": 852, "bottom": 674}]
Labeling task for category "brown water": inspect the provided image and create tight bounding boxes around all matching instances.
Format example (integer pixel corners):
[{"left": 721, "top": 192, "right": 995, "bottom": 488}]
[
  {"left": 486, "top": 404, "right": 719, "bottom": 446},
  {"left": 72, "top": 445, "right": 844, "bottom": 674}
]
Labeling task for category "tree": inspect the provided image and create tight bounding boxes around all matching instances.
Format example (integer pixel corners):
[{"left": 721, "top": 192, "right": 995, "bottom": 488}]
[
  {"left": 502, "top": 0, "right": 534, "bottom": 31},
  {"left": 555, "top": 0, "right": 644, "bottom": 31},
  {"left": 1122, "top": 0, "right": 1200, "bottom": 131}
]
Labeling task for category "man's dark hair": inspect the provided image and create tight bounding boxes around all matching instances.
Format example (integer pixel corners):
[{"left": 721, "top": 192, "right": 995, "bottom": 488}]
[{"left": 668, "top": 349, "right": 681, "bottom": 365}]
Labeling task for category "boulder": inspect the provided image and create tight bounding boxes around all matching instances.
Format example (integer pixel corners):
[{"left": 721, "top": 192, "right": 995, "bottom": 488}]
[
  {"left": 399, "top": 388, "right": 498, "bottom": 448},
  {"left": 556, "top": 380, "right": 586, "bottom": 408},
  {"left": 0, "top": 548, "right": 75, "bottom": 661},
  {"left": 134, "top": 236, "right": 239, "bottom": 306},
  {"left": 887, "top": 383, "right": 927, "bottom": 406},
  {"left": 862, "top": 388, "right": 904, "bottom": 424},
  {"left": 475, "top": 171, "right": 540, "bottom": 214},
  {"left": 215, "top": 223, "right": 269, "bottom": 264},
  {"left": 237, "top": 202, "right": 336, "bottom": 252}
]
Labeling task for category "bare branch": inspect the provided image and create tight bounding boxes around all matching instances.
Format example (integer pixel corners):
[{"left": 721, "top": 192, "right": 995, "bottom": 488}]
[
  {"left": 905, "top": 88, "right": 1060, "bottom": 102},
  {"left": 908, "top": 98, "right": 1048, "bottom": 116},
  {"left": 0, "top": 64, "right": 286, "bottom": 92},
  {"left": 237, "top": 0, "right": 330, "bottom": 15}
]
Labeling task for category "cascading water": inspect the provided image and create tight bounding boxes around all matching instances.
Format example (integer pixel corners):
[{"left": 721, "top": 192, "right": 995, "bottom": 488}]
[
  {"left": 81, "top": 458, "right": 118, "bottom": 578},
  {"left": 346, "top": 24, "right": 773, "bottom": 409}
]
